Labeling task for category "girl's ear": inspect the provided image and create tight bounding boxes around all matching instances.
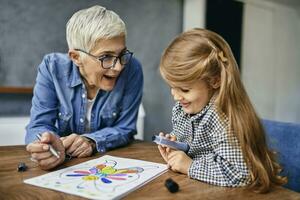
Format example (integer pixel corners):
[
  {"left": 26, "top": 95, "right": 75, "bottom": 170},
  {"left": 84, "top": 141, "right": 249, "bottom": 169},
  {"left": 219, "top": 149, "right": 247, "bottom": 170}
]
[
  {"left": 210, "top": 76, "right": 221, "bottom": 89},
  {"left": 68, "top": 49, "right": 82, "bottom": 67}
]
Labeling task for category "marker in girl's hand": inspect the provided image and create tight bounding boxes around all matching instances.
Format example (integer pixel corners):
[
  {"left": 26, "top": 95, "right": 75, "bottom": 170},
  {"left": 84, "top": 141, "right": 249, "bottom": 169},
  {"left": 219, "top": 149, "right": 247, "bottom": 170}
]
[{"left": 152, "top": 135, "right": 189, "bottom": 153}]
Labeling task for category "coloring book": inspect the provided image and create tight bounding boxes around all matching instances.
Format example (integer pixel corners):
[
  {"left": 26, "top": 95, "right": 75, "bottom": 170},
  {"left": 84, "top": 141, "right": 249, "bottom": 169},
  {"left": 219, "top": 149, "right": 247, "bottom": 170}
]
[{"left": 24, "top": 155, "right": 168, "bottom": 200}]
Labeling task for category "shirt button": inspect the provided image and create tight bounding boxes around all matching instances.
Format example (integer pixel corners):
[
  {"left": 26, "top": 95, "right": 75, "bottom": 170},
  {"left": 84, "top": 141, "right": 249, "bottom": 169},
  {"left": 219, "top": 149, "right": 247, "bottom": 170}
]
[
  {"left": 80, "top": 118, "right": 84, "bottom": 123},
  {"left": 58, "top": 112, "right": 62, "bottom": 116},
  {"left": 82, "top": 94, "right": 86, "bottom": 98},
  {"left": 112, "top": 112, "right": 117, "bottom": 117}
]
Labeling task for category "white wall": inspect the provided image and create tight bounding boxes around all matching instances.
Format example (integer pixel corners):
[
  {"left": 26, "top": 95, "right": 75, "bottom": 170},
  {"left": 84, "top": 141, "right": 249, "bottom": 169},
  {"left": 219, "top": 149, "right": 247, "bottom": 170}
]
[
  {"left": 0, "top": 117, "right": 29, "bottom": 146},
  {"left": 0, "top": 105, "right": 145, "bottom": 146},
  {"left": 241, "top": 0, "right": 300, "bottom": 123},
  {"left": 183, "top": 0, "right": 206, "bottom": 31}
]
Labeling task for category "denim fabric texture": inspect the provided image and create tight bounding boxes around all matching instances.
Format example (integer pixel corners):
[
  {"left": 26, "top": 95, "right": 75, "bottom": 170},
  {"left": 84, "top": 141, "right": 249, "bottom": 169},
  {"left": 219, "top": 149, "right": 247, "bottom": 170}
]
[
  {"left": 25, "top": 53, "right": 143, "bottom": 153},
  {"left": 263, "top": 119, "right": 300, "bottom": 192}
]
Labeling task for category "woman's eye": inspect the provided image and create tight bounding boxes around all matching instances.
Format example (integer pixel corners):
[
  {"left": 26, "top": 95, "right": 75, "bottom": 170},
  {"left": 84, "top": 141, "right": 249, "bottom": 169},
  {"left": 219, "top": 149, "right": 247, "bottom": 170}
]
[
  {"left": 102, "top": 55, "right": 114, "bottom": 59},
  {"left": 99, "top": 55, "right": 115, "bottom": 63}
]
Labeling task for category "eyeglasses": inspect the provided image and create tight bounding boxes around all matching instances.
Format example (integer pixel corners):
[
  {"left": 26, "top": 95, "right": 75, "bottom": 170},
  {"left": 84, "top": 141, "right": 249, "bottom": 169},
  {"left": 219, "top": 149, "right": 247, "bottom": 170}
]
[{"left": 74, "top": 49, "right": 133, "bottom": 69}]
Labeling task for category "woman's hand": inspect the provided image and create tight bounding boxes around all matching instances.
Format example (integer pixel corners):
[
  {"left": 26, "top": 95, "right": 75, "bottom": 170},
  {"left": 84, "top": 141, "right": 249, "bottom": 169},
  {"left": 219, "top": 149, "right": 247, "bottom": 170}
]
[
  {"left": 167, "top": 150, "right": 192, "bottom": 174},
  {"left": 26, "top": 132, "right": 65, "bottom": 170},
  {"left": 61, "top": 134, "right": 95, "bottom": 158}
]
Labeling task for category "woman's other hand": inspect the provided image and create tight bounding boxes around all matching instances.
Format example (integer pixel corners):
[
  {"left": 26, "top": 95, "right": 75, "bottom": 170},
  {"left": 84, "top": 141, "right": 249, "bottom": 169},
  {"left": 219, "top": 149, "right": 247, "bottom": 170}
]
[{"left": 61, "top": 134, "right": 95, "bottom": 158}]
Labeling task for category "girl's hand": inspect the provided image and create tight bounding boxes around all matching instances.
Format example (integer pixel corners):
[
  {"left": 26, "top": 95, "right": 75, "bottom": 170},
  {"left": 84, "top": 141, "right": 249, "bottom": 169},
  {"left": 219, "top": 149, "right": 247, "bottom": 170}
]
[
  {"left": 157, "top": 132, "right": 177, "bottom": 163},
  {"left": 167, "top": 151, "right": 192, "bottom": 174}
]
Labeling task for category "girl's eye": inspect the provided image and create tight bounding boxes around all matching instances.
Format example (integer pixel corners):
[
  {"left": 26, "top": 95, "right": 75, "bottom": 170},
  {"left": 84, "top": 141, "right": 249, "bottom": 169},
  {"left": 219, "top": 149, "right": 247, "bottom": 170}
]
[{"left": 181, "top": 89, "right": 190, "bottom": 93}]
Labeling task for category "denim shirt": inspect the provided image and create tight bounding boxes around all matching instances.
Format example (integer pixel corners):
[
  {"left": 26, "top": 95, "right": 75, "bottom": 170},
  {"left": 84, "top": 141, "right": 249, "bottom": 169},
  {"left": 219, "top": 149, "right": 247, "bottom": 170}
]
[{"left": 25, "top": 53, "right": 143, "bottom": 153}]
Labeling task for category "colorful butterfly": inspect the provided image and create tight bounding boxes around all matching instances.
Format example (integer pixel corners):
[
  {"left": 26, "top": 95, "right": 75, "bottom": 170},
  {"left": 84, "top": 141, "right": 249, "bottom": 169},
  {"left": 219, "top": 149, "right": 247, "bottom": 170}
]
[{"left": 65, "top": 160, "right": 144, "bottom": 184}]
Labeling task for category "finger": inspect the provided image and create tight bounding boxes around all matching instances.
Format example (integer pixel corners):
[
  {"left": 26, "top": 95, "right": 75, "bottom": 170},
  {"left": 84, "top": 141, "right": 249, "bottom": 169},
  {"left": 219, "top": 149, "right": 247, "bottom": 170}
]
[
  {"left": 160, "top": 134, "right": 171, "bottom": 148},
  {"left": 158, "top": 145, "right": 168, "bottom": 162},
  {"left": 167, "top": 163, "right": 171, "bottom": 169},
  {"left": 167, "top": 159, "right": 174, "bottom": 170},
  {"left": 163, "top": 134, "right": 172, "bottom": 149},
  {"left": 30, "top": 157, "right": 38, "bottom": 163},
  {"left": 71, "top": 141, "right": 89, "bottom": 157},
  {"left": 40, "top": 132, "right": 64, "bottom": 152},
  {"left": 168, "top": 157, "right": 180, "bottom": 173},
  {"left": 38, "top": 155, "right": 61, "bottom": 170},
  {"left": 39, "top": 131, "right": 55, "bottom": 143},
  {"left": 67, "top": 136, "right": 85, "bottom": 155},
  {"left": 77, "top": 147, "right": 92, "bottom": 158},
  {"left": 170, "top": 135, "right": 177, "bottom": 141},
  {"left": 159, "top": 146, "right": 170, "bottom": 163},
  {"left": 167, "top": 150, "right": 178, "bottom": 160},
  {"left": 69, "top": 137, "right": 85, "bottom": 154},
  {"left": 62, "top": 134, "right": 77, "bottom": 149},
  {"left": 159, "top": 132, "right": 165, "bottom": 137},
  {"left": 168, "top": 156, "right": 179, "bottom": 171},
  {"left": 171, "top": 167, "right": 179, "bottom": 173},
  {"left": 158, "top": 144, "right": 167, "bottom": 153},
  {"left": 26, "top": 142, "right": 49, "bottom": 153},
  {"left": 166, "top": 146, "right": 176, "bottom": 153},
  {"left": 165, "top": 134, "right": 171, "bottom": 139},
  {"left": 32, "top": 151, "right": 53, "bottom": 161}
]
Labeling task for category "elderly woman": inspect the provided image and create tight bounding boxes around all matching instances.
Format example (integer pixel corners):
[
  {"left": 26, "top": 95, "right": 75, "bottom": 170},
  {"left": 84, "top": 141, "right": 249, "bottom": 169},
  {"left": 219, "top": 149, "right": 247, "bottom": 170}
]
[{"left": 25, "top": 5, "right": 143, "bottom": 170}]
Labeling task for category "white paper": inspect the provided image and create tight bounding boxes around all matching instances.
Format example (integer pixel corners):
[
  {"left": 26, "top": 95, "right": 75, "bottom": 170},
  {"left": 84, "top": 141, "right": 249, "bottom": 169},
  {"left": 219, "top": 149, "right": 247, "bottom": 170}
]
[{"left": 24, "top": 155, "right": 168, "bottom": 200}]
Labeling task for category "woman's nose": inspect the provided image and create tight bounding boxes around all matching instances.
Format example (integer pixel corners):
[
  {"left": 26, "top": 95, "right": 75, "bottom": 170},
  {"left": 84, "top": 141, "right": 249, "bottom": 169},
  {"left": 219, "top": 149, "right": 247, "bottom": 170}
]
[{"left": 111, "top": 58, "right": 123, "bottom": 71}]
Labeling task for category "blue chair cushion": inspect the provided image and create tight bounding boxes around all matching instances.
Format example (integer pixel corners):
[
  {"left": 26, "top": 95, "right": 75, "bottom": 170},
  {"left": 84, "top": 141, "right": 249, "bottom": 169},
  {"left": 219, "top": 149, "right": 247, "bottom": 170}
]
[{"left": 262, "top": 119, "right": 300, "bottom": 192}]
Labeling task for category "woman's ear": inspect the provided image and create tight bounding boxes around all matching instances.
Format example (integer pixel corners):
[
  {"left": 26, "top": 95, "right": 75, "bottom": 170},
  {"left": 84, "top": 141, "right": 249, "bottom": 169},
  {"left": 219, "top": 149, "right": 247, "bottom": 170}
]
[
  {"left": 68, "top": 49, "right": 82, "bottom": 66},
  {"left": 210, "top": 76, "right": 221, "bottom": 89}
]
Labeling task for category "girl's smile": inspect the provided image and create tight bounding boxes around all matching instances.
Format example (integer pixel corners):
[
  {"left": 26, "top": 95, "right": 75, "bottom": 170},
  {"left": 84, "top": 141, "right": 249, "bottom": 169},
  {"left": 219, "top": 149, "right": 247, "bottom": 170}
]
[{"left": 170, "top": 80, "right": 214, "bottom": 114}]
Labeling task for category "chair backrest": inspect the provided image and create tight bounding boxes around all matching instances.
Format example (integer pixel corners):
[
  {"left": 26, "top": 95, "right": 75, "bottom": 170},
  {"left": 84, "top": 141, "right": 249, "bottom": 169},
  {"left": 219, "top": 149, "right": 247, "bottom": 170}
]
[{"left": 262, "top": 119, "right": 300, "bottom": 193}]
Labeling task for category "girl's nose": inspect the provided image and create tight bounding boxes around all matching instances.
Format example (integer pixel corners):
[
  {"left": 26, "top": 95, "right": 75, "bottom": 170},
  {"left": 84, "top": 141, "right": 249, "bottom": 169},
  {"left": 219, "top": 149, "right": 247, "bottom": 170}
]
[{"left": 171, "top": 88, "right": 183, "bottom": 101}]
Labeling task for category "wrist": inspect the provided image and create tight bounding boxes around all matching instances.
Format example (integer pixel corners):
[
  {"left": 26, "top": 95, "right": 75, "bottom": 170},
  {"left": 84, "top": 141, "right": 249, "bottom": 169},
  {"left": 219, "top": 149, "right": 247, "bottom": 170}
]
[
  {"left": 89, "top": 140, "right": 96, "bottom": 150},
  {"left": 83, "top": 137, "right": 96, "bottom": 153}
]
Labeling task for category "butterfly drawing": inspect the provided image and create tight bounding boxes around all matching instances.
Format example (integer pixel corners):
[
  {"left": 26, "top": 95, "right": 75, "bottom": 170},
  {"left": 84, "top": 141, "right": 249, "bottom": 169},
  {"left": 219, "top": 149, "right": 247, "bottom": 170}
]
[
  {"left": 25, "top": 155, "right": 167, "bottom": 200},
  {"left": 53, "top": 160, "right": 145, "bottom": 193}
]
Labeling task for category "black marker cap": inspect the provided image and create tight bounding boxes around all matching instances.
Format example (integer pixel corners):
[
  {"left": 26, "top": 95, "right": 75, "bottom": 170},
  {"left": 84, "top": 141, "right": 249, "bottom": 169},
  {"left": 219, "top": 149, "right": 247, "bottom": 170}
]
[
  {"left": 165, "top": 178, "right": 179, "bottom": 193},
  {"left": 152, "top": 135, "right": 156, "bottom": 141},
  {"left": 17, "top": 162, "right": 27, "bottom": 172}
]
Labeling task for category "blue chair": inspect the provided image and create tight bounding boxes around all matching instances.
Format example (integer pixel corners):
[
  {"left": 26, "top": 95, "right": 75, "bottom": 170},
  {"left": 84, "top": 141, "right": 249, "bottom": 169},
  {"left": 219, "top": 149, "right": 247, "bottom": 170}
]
[{"left": 262, "top": 119, "right": 300, "bottom": 192}]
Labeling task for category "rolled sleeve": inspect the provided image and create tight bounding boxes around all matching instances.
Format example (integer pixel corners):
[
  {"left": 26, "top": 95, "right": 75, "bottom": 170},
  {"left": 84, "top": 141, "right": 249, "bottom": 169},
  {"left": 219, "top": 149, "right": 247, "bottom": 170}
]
[{"left": 83, "top": 127, "right": 134, "bottom": 153}]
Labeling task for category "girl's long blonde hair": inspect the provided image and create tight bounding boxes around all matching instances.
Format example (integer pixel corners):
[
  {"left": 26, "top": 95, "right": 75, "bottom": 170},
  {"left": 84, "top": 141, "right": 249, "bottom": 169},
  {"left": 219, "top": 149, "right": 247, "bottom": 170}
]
[{"left": 160, "top": 28, "right": 287, "bottom": 193}]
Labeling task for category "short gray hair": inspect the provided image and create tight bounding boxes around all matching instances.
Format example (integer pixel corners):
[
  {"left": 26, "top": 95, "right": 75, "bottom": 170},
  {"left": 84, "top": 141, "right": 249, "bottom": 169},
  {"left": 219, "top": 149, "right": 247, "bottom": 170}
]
[{"left": 66, "top": 5, "right": 126, "bottom": 52}]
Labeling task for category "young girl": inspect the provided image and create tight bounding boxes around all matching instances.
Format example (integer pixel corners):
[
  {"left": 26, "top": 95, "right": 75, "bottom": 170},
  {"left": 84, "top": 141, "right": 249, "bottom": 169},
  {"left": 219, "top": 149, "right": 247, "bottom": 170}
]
[{"left": 158, "top": 28, "right": 287, "bottom": 193}]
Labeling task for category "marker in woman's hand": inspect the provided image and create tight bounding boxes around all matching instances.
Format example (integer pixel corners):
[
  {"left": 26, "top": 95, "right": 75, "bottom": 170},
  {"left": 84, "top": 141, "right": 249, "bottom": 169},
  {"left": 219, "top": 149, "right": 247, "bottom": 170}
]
[{"left": 36, "top": 133, "right": 60, "bottom": 159}]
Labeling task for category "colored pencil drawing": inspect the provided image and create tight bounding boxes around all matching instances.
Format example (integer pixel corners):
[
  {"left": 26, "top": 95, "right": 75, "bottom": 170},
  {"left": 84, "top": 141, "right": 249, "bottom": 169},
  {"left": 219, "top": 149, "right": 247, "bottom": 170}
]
[
  {"left": 51, "top": 160, "right": 150, "bottom": 193},
  {"left": 24, "top": 155, "right": 168, "bottom": 200}
]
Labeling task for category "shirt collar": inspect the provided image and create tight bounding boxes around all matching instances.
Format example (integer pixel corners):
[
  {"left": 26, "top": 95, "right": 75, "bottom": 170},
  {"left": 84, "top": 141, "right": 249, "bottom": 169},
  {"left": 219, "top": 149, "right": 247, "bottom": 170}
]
[{"left": 68, "top": 62, "right": 83, "bottom": 88}]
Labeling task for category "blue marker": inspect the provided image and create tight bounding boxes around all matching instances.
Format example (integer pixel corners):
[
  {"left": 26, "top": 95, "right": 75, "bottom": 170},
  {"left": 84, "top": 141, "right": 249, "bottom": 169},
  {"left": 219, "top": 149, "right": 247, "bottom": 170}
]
[{"left": 152, "top": 135, "right": 189, "bottom": 153}]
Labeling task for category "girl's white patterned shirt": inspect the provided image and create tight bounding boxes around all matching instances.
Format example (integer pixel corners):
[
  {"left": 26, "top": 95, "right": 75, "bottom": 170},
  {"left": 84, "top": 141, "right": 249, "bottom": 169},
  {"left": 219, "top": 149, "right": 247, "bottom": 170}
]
[{"left": 171, "top": 97, "right": 249, "bottom": 187}]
